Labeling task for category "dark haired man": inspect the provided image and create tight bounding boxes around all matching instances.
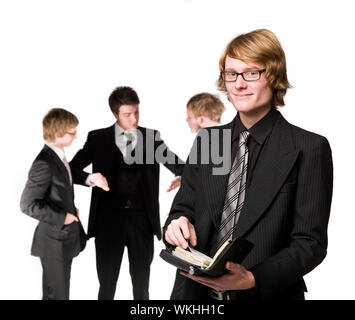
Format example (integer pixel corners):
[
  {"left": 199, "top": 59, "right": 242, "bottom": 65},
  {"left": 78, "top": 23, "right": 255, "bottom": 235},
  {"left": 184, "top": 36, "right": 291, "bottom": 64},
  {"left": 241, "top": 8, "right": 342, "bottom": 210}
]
[{"left": 70, "top": 86, "right": 184, "bottom": 300}]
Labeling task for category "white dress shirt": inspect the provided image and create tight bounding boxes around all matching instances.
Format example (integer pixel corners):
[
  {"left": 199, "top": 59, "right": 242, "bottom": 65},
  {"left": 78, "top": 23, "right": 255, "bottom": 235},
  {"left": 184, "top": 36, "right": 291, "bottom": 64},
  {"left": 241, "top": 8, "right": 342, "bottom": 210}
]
[
  {"left": 45, "top": 142, "right": 72, "bottom": 184},
  {"left": 45, "top": 142, "right": 66, "bottom": 162},
  {"left": 114, "top": 122, "right": 138, "bottom": 158}
]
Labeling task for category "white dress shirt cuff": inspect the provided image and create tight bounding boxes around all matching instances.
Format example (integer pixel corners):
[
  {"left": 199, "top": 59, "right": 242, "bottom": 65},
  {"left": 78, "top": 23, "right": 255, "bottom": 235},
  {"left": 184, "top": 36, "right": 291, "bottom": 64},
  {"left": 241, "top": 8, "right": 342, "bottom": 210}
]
[{"left": 86, "top": 174, "right": 96, "bottom": 187}]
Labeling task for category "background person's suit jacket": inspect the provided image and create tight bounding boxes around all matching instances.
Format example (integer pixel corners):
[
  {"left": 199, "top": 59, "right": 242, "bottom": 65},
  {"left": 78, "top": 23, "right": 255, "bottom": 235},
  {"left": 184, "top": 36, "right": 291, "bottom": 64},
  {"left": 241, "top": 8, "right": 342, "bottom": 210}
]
[
  {"left": 164, "top": 111, "right": 333, "bottom": 300},
  {"left": 20, "top": 145, "right": 87, "bottom": 260},
  {"left": 70, "top": 125, "right": 185, "bottom": 239}
]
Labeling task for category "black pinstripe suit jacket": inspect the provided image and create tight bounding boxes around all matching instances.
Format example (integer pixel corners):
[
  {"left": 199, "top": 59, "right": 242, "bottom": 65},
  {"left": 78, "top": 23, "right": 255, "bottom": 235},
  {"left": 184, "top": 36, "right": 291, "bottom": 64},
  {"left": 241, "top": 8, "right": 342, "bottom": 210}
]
[{"left": 164, "top": 110, "right": 333, "bottom": 300}]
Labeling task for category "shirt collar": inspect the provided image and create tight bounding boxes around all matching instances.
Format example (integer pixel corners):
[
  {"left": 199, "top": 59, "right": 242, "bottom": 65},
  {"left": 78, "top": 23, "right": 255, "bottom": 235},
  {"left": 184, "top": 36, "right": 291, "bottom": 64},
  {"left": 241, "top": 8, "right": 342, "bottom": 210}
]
[
  {"left": 45, "top": 142, "right": 65, "bottom": 161},
  {"left": 114, "top": 122, "right": 137, "bottom": 137},
  {"left": 232, "top": 108, "right": 280, "bottom": 144}
]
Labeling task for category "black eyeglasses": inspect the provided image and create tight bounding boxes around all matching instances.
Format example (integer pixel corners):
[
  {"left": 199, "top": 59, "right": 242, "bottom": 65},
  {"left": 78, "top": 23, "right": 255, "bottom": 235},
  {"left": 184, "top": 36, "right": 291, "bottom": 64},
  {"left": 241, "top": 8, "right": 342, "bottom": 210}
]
[{"left": 220, "top": 69, "right": 266, "bottom": 82}]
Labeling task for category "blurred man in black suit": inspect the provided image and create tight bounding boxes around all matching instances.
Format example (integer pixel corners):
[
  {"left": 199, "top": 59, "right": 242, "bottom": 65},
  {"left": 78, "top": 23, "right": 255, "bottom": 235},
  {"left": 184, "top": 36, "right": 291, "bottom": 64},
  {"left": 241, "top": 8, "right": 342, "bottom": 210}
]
[
  {"left": 70, "top": 86, "right": 184, "bottom": 300},
  {"left": 186, "top": 92, "right": 225, "bottom": 133}
]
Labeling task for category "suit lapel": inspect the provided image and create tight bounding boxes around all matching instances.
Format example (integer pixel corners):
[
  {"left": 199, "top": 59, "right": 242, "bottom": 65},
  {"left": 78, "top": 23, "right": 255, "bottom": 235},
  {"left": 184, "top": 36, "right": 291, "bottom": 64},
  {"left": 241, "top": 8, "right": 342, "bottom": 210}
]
[
  {"left": 43, "top": 145, "right": 72, "bottom": 186},
  {"left": 202, "top": 121, "right": 234, "bottom": 228},
  {"left": 107, "top": 124, "right": 119, "bottom": 151},
  {"left": 105, "top": 124, "right": 124, "bottom": 163},
  {"left": 42, "top": 145, "right": 76, "bottom": 213},
  {"left": 234, "top": 114, "right": 299, "bottom": 238},
  {"left": 137, "top": 126, "right": 147, "bottom": 160}
]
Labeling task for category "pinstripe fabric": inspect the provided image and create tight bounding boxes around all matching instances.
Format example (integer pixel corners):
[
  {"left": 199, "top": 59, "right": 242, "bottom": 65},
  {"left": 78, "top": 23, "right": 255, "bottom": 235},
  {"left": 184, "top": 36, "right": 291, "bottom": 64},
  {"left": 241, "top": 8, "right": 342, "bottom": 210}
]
[
  {"left": 216, "top": 131, "right": 250, "bottom": 249},
  {"left": 164, "top": 111, "right": 333, "bottom": 300}
]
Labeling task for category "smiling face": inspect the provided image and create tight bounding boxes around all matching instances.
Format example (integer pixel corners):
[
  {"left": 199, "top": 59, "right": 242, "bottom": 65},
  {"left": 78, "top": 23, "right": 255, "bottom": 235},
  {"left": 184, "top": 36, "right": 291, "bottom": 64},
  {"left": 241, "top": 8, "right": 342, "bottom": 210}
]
[
  {"left": 224, "top": 56, "right": 273, "bottom": 127},
  {"left": 113, "top": 104, "right": 139, "bottom": 130}
]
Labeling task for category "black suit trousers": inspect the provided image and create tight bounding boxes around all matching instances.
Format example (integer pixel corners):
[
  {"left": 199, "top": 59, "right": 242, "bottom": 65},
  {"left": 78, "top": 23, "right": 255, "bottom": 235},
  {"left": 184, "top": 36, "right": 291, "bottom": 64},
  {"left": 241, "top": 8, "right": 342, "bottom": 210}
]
[
  {"left": 94, "top": 209, "right": 154, "bottom": 300},
  {"left": 40, "top": 257, "right": 73, "bottom": 300}
]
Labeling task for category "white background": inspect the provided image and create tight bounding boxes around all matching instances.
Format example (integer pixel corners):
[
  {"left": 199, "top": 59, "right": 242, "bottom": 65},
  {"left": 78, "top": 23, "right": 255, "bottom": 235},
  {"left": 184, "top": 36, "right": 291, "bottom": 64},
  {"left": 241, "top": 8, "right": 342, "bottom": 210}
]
[{"left": 0, "top": 0, "right": 354, "bottom": 300}]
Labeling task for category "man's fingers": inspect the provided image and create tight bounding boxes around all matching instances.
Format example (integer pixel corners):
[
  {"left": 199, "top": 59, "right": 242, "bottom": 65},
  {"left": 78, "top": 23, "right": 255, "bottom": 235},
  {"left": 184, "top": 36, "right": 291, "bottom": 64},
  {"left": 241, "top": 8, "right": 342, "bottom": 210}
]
[
  {"left": 165, "top": 217, "right": 197, "bottom": 249},
  {"left": 166, "top": 219, "right": 189, "bottom": 249},
  {"left": 180, "top": 218, "right": 197, "bottom": 247},
  {"left": 102, "top": 184, "right": 110, "bottom": 191},
  {"left": 180, "top": 271, "right": 220, "bottom": 291},
  {"left": 164, "top": 232, "right": 173, "bottom": 245},
  {"left": 64, "top": 213, "right": 79, "bottom": 225},
  {"left": 165, "top": 230, "right": 179, "bottom": 247},
  {"left": 91, "top": 173, "right": 110, "bottom": 191},
  {"left": 98, "top": 178, "right": 110, "bottom": 191},
  {"left": 188, "top": 223, "right": 197, "bottom": 246},
  {"left": 102, "top": 178, "right": 110, "bottom": 191},
  {"left": 172, "top": 222, "right": 189, "bottom": 249},
  {"left": 166, "top": 225, "right": 188, "bottom": 248},
  {"left": 225, "top": 261, "right": 238, "bottom": 271},
  {"left": 179, "top": 220, "right": 191, "bottom": 241},
  {"left": 166, "top": 177, "right": 181, "bottom": 193},
  {"left": 166, "top": 182, "right": 177, "bottom": 193}
]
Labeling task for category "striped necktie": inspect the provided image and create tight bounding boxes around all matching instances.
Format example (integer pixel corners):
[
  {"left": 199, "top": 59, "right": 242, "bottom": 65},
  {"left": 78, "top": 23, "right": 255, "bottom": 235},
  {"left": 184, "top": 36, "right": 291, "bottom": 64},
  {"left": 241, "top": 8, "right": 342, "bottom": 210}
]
[{"left": 216, "top": 130, "right": 250, "bottom": 250}]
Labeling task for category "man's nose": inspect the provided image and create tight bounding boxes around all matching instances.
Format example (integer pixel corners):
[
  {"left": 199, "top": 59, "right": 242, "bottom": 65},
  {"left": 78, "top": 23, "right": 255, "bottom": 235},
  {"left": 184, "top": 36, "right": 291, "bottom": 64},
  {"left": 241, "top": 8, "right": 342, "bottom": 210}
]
[{"left": 235, "top": 74, "right": 247, "bottom": 89}]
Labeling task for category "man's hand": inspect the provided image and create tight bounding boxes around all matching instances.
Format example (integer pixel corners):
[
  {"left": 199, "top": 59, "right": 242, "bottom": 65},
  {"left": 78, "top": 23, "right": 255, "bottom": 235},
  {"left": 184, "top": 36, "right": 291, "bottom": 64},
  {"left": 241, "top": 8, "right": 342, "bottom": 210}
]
[
  {"left": 89, "top": 173, "right": 110, "bottom": 191},
  {"left": 165, "top": 216, "right": 197, "bottom": 249},
  {"left": 180, "top": 261, "right": 255, "bottom": 291},
  {"left": 166, "top": 176, "right": 181, "bottom": 193},
  {"left": 64, "top": 213, "right": 79, "bottom": 225}
]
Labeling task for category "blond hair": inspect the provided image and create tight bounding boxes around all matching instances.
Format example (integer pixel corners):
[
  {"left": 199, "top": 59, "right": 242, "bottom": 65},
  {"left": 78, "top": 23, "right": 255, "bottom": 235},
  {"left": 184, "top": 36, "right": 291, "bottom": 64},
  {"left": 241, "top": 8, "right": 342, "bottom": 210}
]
[
  {"left": 217, "top": 29, "right": 291, "bottom": 108},
  {"left": 187, "top": 93, "right": 225, "bottom": 122},
  {"left": 43, "top": 108, "right": 78, "bottom": 142}
]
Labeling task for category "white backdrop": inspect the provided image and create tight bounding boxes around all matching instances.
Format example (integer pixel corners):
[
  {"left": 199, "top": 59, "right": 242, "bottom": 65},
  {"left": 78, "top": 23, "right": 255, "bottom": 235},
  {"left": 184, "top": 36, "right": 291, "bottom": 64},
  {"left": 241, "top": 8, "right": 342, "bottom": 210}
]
[{"left": 0, "top": 0, "right": 354, "bottom": 300}]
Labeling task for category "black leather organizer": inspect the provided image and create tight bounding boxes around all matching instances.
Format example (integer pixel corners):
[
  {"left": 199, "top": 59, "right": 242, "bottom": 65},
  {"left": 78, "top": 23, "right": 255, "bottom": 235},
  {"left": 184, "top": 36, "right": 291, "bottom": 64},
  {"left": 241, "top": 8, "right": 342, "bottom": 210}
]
[{"left": 160, "top": 237, "right": 253, "bottom": 277}]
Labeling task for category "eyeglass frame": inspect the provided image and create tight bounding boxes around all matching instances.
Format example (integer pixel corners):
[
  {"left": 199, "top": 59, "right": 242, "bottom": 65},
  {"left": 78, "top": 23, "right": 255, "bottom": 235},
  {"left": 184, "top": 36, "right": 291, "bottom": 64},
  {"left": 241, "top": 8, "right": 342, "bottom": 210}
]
[
  {"left": 220, "top": 69, "right": 266, "bottom": 82},
  {"left": 66, "top": 130, "right": 77, "bottom": 136}
]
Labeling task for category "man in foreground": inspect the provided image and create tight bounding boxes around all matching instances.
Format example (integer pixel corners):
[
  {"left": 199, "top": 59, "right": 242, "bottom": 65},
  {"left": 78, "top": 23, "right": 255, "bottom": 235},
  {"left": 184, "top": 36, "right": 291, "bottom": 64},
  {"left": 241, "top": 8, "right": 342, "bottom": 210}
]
[{"left": 164, "top": 29, "right": 333, "bottom": 300}]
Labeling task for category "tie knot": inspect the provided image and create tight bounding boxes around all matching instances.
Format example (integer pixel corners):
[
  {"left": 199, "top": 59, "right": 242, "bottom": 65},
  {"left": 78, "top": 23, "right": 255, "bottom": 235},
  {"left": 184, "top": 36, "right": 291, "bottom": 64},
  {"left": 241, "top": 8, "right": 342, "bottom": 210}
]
[
  {"left": 124, "top": 132, "right": 134, "bottom": 147},
  {"left": 124, "top": 131, "right": 133, "bottom": 139},
  {"left": 240, "top": 131, "right": 250, "bottom": 143}
]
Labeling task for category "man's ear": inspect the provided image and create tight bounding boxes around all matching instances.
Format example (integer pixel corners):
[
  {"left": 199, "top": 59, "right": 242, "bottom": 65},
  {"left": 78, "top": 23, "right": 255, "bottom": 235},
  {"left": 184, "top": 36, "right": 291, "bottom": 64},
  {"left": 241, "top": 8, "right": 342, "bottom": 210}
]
[
  {"left": 112, "top": 111, "right": 119, "bottom": 120},
  {"left": 52, "top": 132, "right": 63, "bottom": 144},
  {"left": 197, "top": 116, "right": 204, "bottom": 126},
  {"left": 53, "top": 132, "right": 61, "bottom": 140}
]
